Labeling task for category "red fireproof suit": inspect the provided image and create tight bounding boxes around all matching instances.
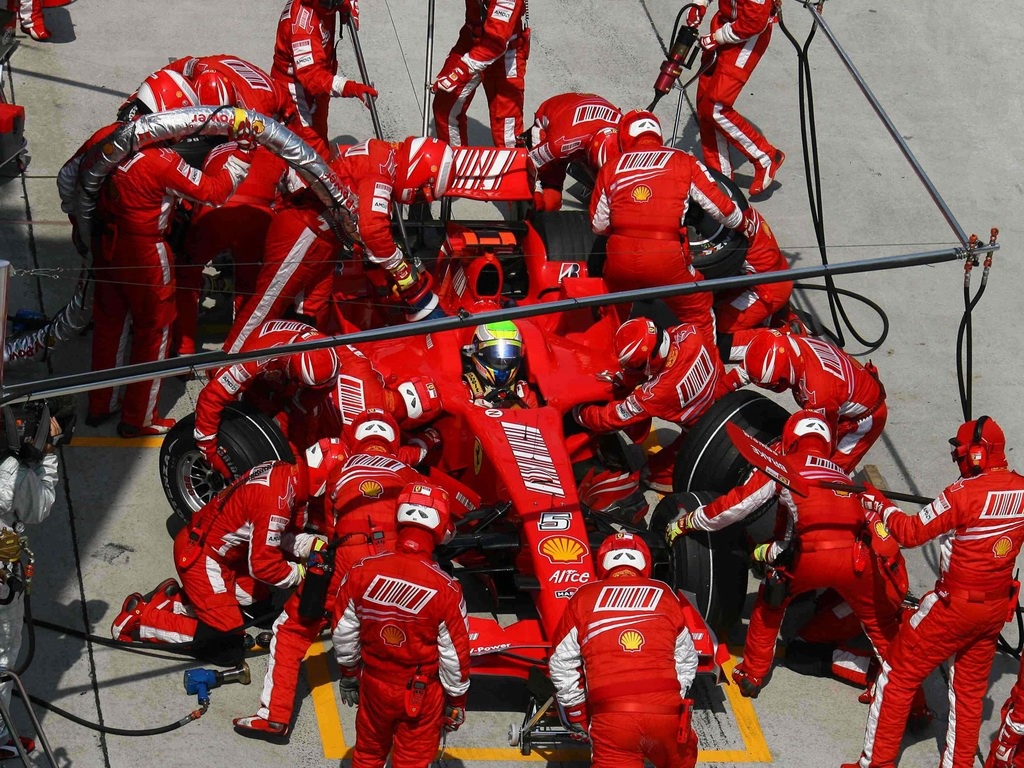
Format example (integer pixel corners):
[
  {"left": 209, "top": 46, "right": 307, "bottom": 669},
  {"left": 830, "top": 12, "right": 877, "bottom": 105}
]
[
  {"left": 528, "top": 92, "right": 621, "bottom": 197},
  {"left": 589, "top": 148, "right": 742, "bottom": 347},
  {"left": 255, "top": 451, "right": 426, "bottom": 726},
  {"left": 987, "top": 659, "right": 1024, "bottom": 768},
  {"left": 686, "top": 450, "right": 904, "bottom": 686},
  {"left": 696, "top": 0, "right": 778, "bottom": 180},
  {"left": 433, "top": 0, "right": 530, "bottom": 147},
  {"left": 548, "top": 572, "right": 700, "bottom": 768},
  {"left": 332, "top": 540, "right": 472, "bottom": 768},
  {"left": 139, "top": 461, "right": 311, "bottom": 643},
  {"left": 852, "top": 469, "right": 1024, "bottom": 768},
  {"left": 271, "top": 0, "right": 340, "bottom": 156},
  {"left": 88, "top": 143, "right": 250, "bottom": 428},
  {"left": 713, "top": 209, "right": 791, "bottom": 361},
  {"left": 6, "top": 0, "right": 46, "bottom": 39}
]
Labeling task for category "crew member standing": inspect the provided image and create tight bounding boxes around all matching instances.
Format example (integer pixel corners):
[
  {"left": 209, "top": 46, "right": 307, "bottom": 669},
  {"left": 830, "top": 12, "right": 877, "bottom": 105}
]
[
  {"left": 332, "top": 483, "right": 471, "bottom": 767},
  {"left": 432, "top": 0, "right": 530, "bottom": 147},
  {"left": 548, "top": 532, "right": 699, "bottom": 767},
  {"left": 688, "top": 0, "right": 784, "bottom": 196},
  {"left": 844, "top": 416, "right": 1024, "bottom": 768}
]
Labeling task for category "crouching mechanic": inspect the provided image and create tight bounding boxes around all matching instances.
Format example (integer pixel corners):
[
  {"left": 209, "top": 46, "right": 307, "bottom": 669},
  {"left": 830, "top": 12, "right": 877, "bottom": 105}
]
[
  {"left": 734, "top": 328, "right": 887, "bottom": 472},
  {"left": 332, "top": 483, "right": 471, "bottom": 767},
  {"left": 667, "top": 411, "right": 908, "bottom": 703},
  {"left": 234, "top": 411, "right": 431, "bottom": 738},
  {"left": 844, "top": 416, "right": 1024, "bottom": 768},
  {"left": 574, "top": 318, "right": 729, "bottom": 493},
  {"left": 549, "top": 532, "right": 699, "bottom": 767},
  {"left": 111, "top": 457, "right": 324, "bottom": 666}
]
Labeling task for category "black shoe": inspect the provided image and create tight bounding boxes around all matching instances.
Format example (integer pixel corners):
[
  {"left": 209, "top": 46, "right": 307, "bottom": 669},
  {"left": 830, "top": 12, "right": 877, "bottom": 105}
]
[{"left": 85, "top": 411, "right": 117, "bottom": 428}]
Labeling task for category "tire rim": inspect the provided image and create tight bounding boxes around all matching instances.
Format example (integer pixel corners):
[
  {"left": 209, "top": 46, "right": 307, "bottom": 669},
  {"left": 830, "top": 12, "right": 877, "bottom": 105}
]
[{"left": 176, "top": 449, "right": 226, "bottom": 513}]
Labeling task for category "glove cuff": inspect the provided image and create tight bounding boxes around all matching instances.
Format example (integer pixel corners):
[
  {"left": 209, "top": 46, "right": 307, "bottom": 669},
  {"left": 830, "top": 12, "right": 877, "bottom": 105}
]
[{"left": 331, "top": 75, "right": 350, "bottom": 98}]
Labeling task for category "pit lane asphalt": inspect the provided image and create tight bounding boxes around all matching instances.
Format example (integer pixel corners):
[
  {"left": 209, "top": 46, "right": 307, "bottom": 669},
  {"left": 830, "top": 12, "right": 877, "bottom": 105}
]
[{"left": 1, "top": 0, "right": 1022, "bottom": 765}]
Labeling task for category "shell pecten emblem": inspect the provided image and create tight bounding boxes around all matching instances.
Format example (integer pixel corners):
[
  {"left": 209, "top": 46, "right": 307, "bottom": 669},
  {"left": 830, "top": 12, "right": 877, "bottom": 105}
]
[
  {"left": 539, "top": 535, "right": 588, "bottom": 564},
  {"left": 994, "top": 536, "right": 1013, "bottom": 558},
  {"left": 873, "top": 521, "right": 890, "bottom": 540},
  {"left": 359, "top": 480, "right": 384, "bottom": 499},
  {"left": 380, "top": 624, "right": 407, "bottom": 647},
  {"left": 618, "top": 629, "right": 645, "bottom": 653},
  {"left": 631, "top": 184, "right": 653, "bottom": 203}
]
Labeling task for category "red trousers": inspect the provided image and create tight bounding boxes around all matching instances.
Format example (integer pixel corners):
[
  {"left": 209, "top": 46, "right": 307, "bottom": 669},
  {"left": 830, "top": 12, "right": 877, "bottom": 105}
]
[
  {"left": 433, "top": 33, "right": 530, "bottom": 147},
  {"left": 88, "top": 235, "right": 175, "bottom": 427},
  {"left": 603, "top": 234, "right": 716, "bottom": 348},
  {"left": 352, "top": 674, "right": 444, "bottom": 768},
  {"left": 714, "top": 282, "right": 792, "bottom": 361},
  {"left": 590, "top": 711, "right": 697, "bottom": 768},
  {"left": 741, "top": 545, "right": 902, "bottom": 682},
  {"left": 834, "top": 403, "right": 887, "bottom": 474},
  {"left": 696, "top": 27, "right": 775, "bottom": 179},
  {"left": 6, "top": 0, "right": 45, "bottom": 35},
  {"left": 273, "top": 73, "right": 330, "bottom": 157},
  {"left": 223, "top": 207, "right": 336, "bottom": 353},
  {"left": 857, "top": 592, "right": 1009, "bottom": 768}
]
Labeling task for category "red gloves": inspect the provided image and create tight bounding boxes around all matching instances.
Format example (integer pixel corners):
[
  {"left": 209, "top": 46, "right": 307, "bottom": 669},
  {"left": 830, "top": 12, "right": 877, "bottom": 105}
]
[
  {"left": 532, "top": 188, "right": 563, "bottom": 212},
  {"left": 207, "top": 448, "right": 233, "bottom": 481},
  {"left": 406, "top": 427, "right": 443, "bottom": 465},
  {"left": 699, "top": 33, "right": 718, "bottom": 52},
  {"left": 740, "top": 207, "right": 761, "bottom": 240},
  {"left": 562, "top": 702, "right": 590, "bottom": 742},
  {"left": 683, "top": 2, "right": 707, "bottom": 27},
  {"left": 341, "top": 0, "right": 359, "bottom": 29},
  {"left": 433, "top": 58, "right": 473, "bottom": 94},
  {"left": 228, "top": 111, "right": 258, "bottom": 151},
  {"left": 443, "top": 695, "right": 467, "bottom": 732},
  {"left": 340, "top": 80, "right": 378, "bottom": 106}
]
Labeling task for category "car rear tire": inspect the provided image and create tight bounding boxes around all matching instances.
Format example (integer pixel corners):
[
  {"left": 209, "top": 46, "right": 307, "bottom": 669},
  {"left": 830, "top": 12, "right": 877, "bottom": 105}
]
[
  {"left": 531, "top": 211, "right": 596, "bottom": 264},
  {"left": 159, "top": 405, "right": 294, "bottom": 524},
  {"left": 688, "top": 170, "right": 749, "bottom": 280}
]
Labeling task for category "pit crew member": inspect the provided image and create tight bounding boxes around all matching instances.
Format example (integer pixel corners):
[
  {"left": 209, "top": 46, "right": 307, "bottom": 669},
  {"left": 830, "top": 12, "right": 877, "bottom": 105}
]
[
  {"left": 589, "top": 109, "right": 750, "bottom": 348},
  {"left": 549, "top": 532, "right": 699, "bottom": 767},
  {"left": 432, "top": 0, "right": 530, "bottom": 147},
  {"left": 5, "top": 0, "right": 49, "bottom": 41},
  {"left": 690, "top": 0, "right": 784, "bottom": 196},
  {"left": 844, "top": 416, "right": 1024, "bottom": 768},
  {"left": 332, "top": 483, "right": 471, "bottom": 767},
  {"left": 734, "top": 328, "right": 887, "bottom": 472}
]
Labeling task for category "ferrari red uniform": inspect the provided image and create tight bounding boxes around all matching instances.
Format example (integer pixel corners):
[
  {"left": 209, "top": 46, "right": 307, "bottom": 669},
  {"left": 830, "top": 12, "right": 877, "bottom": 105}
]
[
  {"left": 548, "top": 575, "right": 699, "bottom": 767},
  {"left": 138, "top": 461, "right": 310, "bottom": 644},
  {"left": 271, "top": 0, "right": 340, "bottom": 156},
  {"left": 433, "top": 0, "right": 530, "bottom": 147},
  {"left": 195, "top": 320, "right": 353, "bottom": 456},
  {"left": 255, "top": 451, "right": 426, "bottom": 726},
  {"left": 590, "top": 148, "right": 742, "bottom": 347},
  {"left": 332, "top": 545, "right": 471, "bottom": 767},
  {"left": 223, "top": 193, "right": 338, "bottom": 353},
  {"left": 528, "top": 92, "right": 621, "bottom": 205},
  {"left": 6, "top": 0, "right": 47, "bottom": 40},
  {"left": 696, "top": 0, "right": 779, "bottom": 184},
  {"left": 851, "top": 470, "right": 1024, "bottom": 768},
  {"left": 686, "top": 451, "right": 904, "bottom": 689},
  {"left": 987, "top": 661, "right": 1024, "bottom": 768},
  {"left": 713, "top": 208, "right": 791, "bottom": 361},
  {"left": 88, "top": 143, "right": 251, "bottom": 430}
]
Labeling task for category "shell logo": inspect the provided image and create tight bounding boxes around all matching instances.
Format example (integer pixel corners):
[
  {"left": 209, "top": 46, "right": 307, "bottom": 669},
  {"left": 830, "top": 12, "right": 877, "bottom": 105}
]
[
  {"left": 539, "top": 536, "right": 588, "bottom": 564},
  {"left": 873, "top": 521, "right": 890, "bottom": 540},
  {"left": 359, "top": 480, "right": 384, "bottom": 499},
  {"left": 380, "top": 624, "right": 407, "bottom": 647},
  {"left": 631, "top": 184, "right": 653, "bottom": 203},
  {"left": 618, "top": 629, "right": 645, "bottom": 653},
  {"left": 994, "top": 536, "right": 1013, "bottom": 558}
]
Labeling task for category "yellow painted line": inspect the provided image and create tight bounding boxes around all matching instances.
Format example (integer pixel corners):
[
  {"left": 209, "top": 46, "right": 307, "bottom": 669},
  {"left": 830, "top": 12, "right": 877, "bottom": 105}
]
[
  {"left": 70, "top": 436, "right": 164, "bottom": 448},
  {"left": 305, "top": 641, "right": 350, "bottom": 760},
  {"left": 721, "top": 655, "right": 773, "bottom": 762}
]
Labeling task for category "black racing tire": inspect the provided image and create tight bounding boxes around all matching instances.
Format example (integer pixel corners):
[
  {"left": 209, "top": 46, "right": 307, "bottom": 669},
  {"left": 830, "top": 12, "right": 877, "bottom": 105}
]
[
  {"left": 159, "top": 405, "right": 294, "bottom": 524},
  {"left": 651, "top": 491, "right": 748, "bottom": 631},
  {"left": 531, "top": 211, "right": 596, "bottom": 264},
  {"left": 687, "top": 169, "right": 749, "bottom": 281}
]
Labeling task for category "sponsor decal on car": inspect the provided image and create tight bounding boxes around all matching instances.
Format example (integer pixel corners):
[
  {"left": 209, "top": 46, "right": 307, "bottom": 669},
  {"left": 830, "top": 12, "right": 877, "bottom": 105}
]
[
  {"left": 470, "top": 643, "right": 511, "bottom": 655},
  {"left": 554, "top": 588, "right": 578, "bottom": 599},
  {"left": 548, "top": 569, "right": 590, "bottom": 585},
  {"left": 474, "top": 438, "right": 483, "bottom": 475},
  {"left": 539, "top": 536, "right": 588, "bottom": 564},
  {"left": 502, "top": 423, "right": 565, "bottom": 497}
]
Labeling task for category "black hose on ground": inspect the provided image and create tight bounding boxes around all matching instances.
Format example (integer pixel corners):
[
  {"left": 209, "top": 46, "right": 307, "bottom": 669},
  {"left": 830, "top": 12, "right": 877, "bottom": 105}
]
[{"left": 11, "top": 688, "right": 206, "bottom": 736}]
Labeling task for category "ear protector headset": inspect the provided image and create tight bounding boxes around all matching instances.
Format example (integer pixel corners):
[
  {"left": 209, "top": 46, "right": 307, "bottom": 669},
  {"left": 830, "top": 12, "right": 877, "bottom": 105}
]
[{"left": 967, "top": 415, "right": 990, "bottom": 475}]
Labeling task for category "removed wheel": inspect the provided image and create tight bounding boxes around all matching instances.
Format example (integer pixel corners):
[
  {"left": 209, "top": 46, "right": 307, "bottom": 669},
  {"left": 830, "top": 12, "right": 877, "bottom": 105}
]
[
  {"left": 159, "top": 405, "right": 294, "bottom": 523},
  {"left": 687, "top": 169, "right": 749, "bottom": 280}
]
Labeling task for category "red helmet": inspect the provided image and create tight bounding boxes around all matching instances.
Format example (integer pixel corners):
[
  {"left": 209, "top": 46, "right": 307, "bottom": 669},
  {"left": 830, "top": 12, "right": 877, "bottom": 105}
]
[
  {"left": 595, "top": 532, "right": 652, "bottom": 579},
  {"left": 743, "top": 329, "right": 796, "bottom": 393},
  {"left": 350, "top": 408, "right": 400, "bottom": 454},
  {"left": 949, "top": 415, "right": 1007, "bottom": 476},
  {"left": 137, "top": 70, "right": 200, "bottom": 114},
  {"left": 586, "top": 126, "right": 620, "bottom": 171},
  {"left": 613, "top": 318, "right": 667, "bottom": 376},
  {"left": 193, "top": 70, "right": 235, "bottom": 107},
  {"left": 287, "top": 348, "right": 340, "bottom": 389},
  {"left": 304, "top": 437, "right": 349, "bottom": 497},
  {"left": 395, "top": 137, "right": 455, "bottom": 204},
  {"left": 780, "top": 409, "right": 834, "bottom": 456},
  {"left": 395, "top": 482, "right": 452, "bottom": 545},
  {"left": 618, "top": 109, "right": 662, "bottom": 152}
]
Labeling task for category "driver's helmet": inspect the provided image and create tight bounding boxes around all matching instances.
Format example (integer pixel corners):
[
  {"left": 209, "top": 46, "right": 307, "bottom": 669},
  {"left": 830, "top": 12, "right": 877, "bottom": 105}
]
[{"left": 471, "top": 321, "right": 524, "bottom": 389}]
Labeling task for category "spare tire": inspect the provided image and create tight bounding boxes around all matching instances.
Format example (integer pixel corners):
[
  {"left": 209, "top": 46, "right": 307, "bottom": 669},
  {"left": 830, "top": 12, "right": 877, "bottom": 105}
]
[
  {"left": 688, "top": 170, "right": 749, "bottom": 281},
  {"left": 159, "top": 405, "right": 294, "bottom": 523},
  {"left": 650, "top": 491, "right": 748, "bottom": 631},
  {"left": 531, "top": 211, "right": 596, "bottom": 263}
]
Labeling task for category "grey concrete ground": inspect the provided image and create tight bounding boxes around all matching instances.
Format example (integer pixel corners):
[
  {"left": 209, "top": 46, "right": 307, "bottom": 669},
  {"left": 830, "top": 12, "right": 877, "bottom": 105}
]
[{"left": 0, "top": 0, "right": 1022, "bottom": 765}]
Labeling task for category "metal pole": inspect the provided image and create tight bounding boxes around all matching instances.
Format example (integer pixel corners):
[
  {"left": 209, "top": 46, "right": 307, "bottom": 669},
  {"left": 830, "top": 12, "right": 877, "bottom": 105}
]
[
  {"left": 804, "top": 3, "right": 971, "bottom": 247},
  {"left": 0, "top": 260, "right": 9, "bottom": 389},
  {"left": 422, "top": 0, "right": 436, "bottom": 137},
  {"left": 0, "top": 243, "right": 991, "bottom": 404}
]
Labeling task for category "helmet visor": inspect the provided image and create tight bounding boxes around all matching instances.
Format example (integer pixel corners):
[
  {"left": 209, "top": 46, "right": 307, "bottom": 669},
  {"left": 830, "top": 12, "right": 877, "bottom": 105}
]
[{"left": 476, "top": 339, "right": 521, "bottom": 386}]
